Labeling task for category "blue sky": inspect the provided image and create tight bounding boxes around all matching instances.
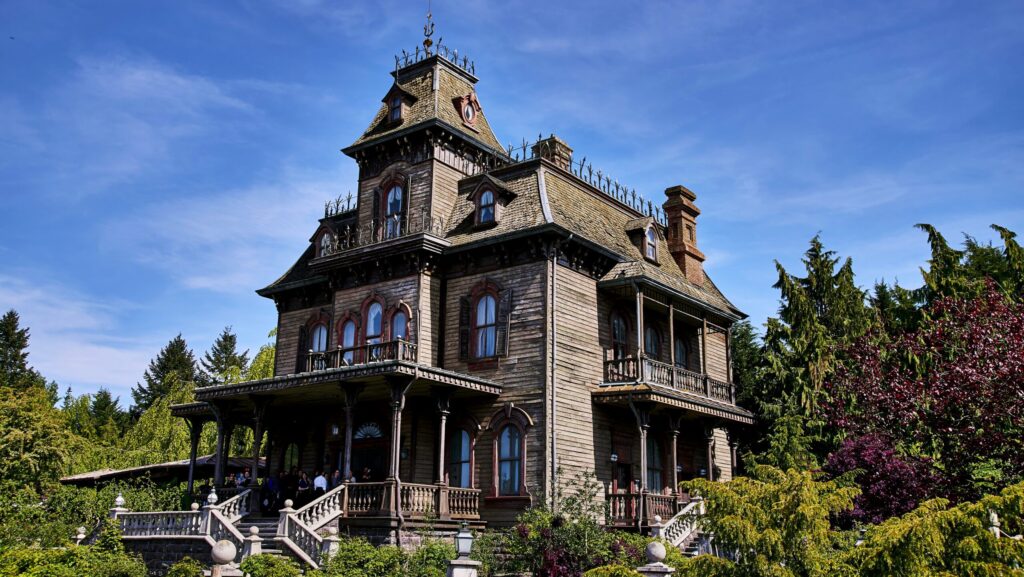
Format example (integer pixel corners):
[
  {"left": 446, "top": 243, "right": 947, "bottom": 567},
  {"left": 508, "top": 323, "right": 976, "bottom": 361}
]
[{"left": 1, "top": 0, "right": 1022, "bottom": 406}]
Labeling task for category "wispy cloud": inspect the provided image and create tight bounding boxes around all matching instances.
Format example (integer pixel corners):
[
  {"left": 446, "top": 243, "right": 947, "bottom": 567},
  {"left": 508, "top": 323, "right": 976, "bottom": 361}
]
[{"left": 0, "top": 274, "right": 153, "bottom": 402}]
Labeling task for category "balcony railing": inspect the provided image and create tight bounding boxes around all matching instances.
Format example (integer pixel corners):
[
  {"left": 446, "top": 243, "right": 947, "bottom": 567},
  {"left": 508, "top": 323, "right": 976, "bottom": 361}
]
[
  {"left": 320, "top": 209, "right": 446, "bottom": 257},
  {"left": 603, "top": 355, "right": 735, "bottom": 404},
  {"left": 305, "top": 340, "right": 418, "bottom": 373}
]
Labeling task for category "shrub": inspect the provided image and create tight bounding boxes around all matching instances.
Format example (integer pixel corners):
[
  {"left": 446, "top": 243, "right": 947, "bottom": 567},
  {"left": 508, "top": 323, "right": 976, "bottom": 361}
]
[
  {"left": 313, "top": 537, "right": 405, "bottom": 577},
  {"left": 166, "top": 556, "right": 204, "bottom": 577},
  {"left": 239, "top": 553, "right": 302, "bottom": 577},
  {"left": 0, "top": 545, "right": 147, "bottom": 577},
  {"left": 582, "top": 566, "right": 643, "bottom": 577},
  {"left": 407, "top": 538, "right": 456, "bottom": 577}
]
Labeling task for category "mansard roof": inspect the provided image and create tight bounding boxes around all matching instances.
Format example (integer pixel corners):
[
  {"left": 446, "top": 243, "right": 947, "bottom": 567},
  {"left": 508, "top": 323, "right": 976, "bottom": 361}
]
[
  {"left": 442, "top": 158, "right": 744, "bottom": 320},
  {"left": 345, "top": 55, "right": 504, "bottom": 156}
]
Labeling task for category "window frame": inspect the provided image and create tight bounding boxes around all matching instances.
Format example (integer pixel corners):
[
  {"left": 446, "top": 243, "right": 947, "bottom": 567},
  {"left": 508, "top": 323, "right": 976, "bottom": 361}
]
[
  {"left": 610, "top": 312, "right": 631, "bottom": 360},
  {"left": 383, "top": 184, "right": 405, "bottom": 239},
  {"left": 644, "top": 225, "right": 658, "bottom": 262},
  {"left": 388, "top": 95, "right": 402, "bottom": 123},
  {"left": 448, "top": 428, "right": 474, "bottom": 489},
  {"left": 487, "top": 405, "right": 532, "bottom": 499},
  {"left": 472, "top": 293, "right": 498, "bottom": 359},
  {"left": 674, "top": 335, "right": 688, "bottom": 369},
  {"left": 477, "top": 189, "right": 496, "bottom": 225},
  {"left": 644, "top": 325, "right": 661, "bottom": 359},
  {"left": 646, "top": 435, "right": 664, "bottom": 492}
]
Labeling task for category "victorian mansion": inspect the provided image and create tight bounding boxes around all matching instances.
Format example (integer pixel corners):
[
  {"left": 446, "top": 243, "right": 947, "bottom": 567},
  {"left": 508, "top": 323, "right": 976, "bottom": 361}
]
[{"left": 168, "top": 35, "right": 753, "bottom": 548}]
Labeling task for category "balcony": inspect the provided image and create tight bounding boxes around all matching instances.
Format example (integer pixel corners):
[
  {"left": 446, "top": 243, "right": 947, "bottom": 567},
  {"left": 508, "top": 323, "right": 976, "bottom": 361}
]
[
  {"left": 319, "top": 209, "right": 447, "bottom": 258},
  {"left": 305, "top": 340, "right": 418, "bottom": 373},
  {"left": 603, "top": 355, "right": 735, "bottom": 405}
]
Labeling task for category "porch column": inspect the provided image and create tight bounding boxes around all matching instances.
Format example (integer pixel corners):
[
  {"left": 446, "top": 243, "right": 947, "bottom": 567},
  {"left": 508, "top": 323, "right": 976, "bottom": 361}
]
[
  {"left": 386, "top": 377, "right": 413, "bottom": 517},
  {"left": 629, "top": 401, "right": 652, "bottom": 528},
  {"left": 727, "top": 429, "right": 739, "bottom": 478},
  {"left": 668, "top": 416, "right": 681, "bottom": 496},
  {"left": 668, "top": 302, "right": 676, "bottom": 388},
  {"left": 209, "top": 402, "right": 234, "bottom": 487},
  {"left": 341, "top": 385, "right": 363, "bottom": 481},
  {"left": 185, "top": 417, "right": 205, "bottom": 499},
  {"left": 251, "top": 397, "right": 270, "bottom": 484},
  {"left": 700, "top": 315, "right": 708, "bottom": 374},
  {"left": 634, "top": 283, "right": 645, "bottom": 382},
  {"left": 434, "top": 388, "right": 452, "bottom": 484},
  {"left": 704, "top": 427, "right": 715, "bottom": 481}
]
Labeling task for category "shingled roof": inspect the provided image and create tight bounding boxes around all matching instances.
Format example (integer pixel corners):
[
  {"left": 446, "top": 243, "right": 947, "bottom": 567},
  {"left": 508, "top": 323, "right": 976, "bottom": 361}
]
[{"left": 346, "top": 56, "right": 503, "bottom": 154}]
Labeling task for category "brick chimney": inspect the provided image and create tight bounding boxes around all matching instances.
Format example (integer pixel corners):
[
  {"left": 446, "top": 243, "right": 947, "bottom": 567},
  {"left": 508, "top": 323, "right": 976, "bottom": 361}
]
[
  {"left": 663, "top": 185, "right": 705, "bottom": 285},
  {"left": 531, "top": 135, "right": 573, "bottom": 171}
]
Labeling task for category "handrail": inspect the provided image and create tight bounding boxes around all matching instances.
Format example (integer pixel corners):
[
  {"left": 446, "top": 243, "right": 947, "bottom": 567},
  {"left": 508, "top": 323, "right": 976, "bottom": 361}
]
[
  {"left": 659, "top": 499, "right": 705, "bottom": 548},
  {"left": 276, "top": 484, "right": 349, "bottom": 569},
  {"left": 216, "top": 488, "right": 252, "bottom": 524},
  {"left": 117, "top": 511, "right": 202, "bottom": 537},
  {"left": 602, "top": 355, "right": 736, "bottom": 404}
]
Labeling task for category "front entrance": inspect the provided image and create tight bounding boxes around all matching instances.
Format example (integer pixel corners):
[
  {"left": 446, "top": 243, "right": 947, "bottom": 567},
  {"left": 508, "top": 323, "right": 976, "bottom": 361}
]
[{"left": 351, "top": 421, "right": 387, "bottom": 481}]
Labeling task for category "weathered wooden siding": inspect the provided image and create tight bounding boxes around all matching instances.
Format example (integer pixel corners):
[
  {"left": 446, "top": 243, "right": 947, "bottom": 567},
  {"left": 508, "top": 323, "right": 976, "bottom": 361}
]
[
  {"left": 430, "top": 159, "right": 466, "bottom": 224},
  {"left": 333, "top": 275, "right": 420, "bottom": 347},
  {"left": 713, "top": 428, "right": 733, "bottom": 482},
  {"left": 275, "top": 306, "right": 330, "bottom": 377},
  {"left": 705, "top": 330, "right": 729, "bottom": 382}
]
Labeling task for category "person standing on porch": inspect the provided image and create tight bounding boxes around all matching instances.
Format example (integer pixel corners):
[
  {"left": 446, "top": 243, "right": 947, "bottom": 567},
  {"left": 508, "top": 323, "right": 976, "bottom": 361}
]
[
  {"left": 313, "top": 470, "right": 327, "bottom": 498},
  {"left": 330, "top": 469, "right": 342, "bottom": 489}
]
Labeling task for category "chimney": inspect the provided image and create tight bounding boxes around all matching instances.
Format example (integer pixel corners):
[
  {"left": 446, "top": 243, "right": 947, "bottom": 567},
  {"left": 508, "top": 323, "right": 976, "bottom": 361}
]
[
  {"left": 663, "top": 185, "right": 705, "bottom": 285},
  {"left": 531, "top": 135, "right": 573, "bottom": 171}
]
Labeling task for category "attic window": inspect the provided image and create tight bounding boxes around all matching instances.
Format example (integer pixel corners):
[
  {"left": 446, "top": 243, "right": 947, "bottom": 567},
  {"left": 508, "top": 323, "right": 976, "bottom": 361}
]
[
  {"left": 319, "top": 232, "right": 332, "bottom": 257},
  {"left": 389, "top": 95, "right": 402, "bottom": 122},
  {"left": 478, "top": 189, "right": 495, "bottom": 224},
  {"left": 462, "top": 102, "right": 476, "bottom": 124},
  {"left": 644, "top": 226, "right": 658, "bottom": 261}
]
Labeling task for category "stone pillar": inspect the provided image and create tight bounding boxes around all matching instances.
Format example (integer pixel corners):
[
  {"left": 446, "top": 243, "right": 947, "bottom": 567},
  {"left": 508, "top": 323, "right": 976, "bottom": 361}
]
[
  {"left": 637, "top": 541, "right": 675, "bottom": 576},
  {"left": 321, "top": 527, "right": 341, "bottom": 559},
  {"left": 241, "top": 526, "right": 262, "bottom": 559},
  {"left": 210, "top": 540, "right": 237, "bottom": 577},
  {"left": 276, "top": 499, "right": 295, "bottom": 538}
]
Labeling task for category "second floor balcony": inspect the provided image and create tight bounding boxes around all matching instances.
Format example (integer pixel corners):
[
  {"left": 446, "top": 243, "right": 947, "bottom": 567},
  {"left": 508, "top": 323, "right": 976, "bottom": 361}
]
[
  {"left": 603, "top": 353, "right": 735, "bottom": 405},
  {"left": 305, "top": 339, "right": 417, "bottom": 372}
]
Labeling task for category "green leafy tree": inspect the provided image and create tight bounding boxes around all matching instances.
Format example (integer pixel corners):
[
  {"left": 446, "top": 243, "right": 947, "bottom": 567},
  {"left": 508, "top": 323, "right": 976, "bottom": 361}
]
[
  {"left": 730, "top": 320, "right": 759, "bottom": 401},
  {"left": 120, "top": 373, "right": 199, "bottom": 468},
  {"left": 681, "top": 466, "right": 859, "bottom": 577},
  {"left": 201, "top": 326, "right": 249, "bottom": 385},
  {"left": 245, "top": 328, "right": 277, "bottom": 381},
  {"left": 0, "top": 384, "right": 72, "bottom": 493},
  {"left": 131, "top": 335, "right": 198, "bottom": 414}
]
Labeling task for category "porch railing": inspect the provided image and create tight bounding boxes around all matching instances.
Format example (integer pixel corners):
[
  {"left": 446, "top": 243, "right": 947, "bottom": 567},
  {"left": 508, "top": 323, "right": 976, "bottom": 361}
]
[
  {"left": 345, "top": 482, "right": 388, "bottom": 516},
  {"left": 306, "top": 340, "right": 417, "bottom": 373},
  {"left": 118, "top": 511, "right": 202, "bottom": 537},
  {"left": 448, "top": 487, "right": 482, "bottom": 519},
  {"left": 603, "top": 354, "right": 735, "bottom": 404},
  {"left": 606, "top": 491, "right": 687, "bottom": 527},
  {"left": 397, "top": 483, "right": 482, "bottom": 520},
  {"left": 276, "top": 484, "right": 347, "bottom": 569},
  {"left": 320, "top": 209, "right": 447, "bottom": 258}
]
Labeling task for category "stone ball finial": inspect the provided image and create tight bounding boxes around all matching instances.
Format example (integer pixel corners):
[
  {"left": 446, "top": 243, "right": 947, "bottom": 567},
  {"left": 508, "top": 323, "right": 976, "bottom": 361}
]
[
  {"left": 284, "top": 499, "right": 294, "bottom": 509},
  {"left": 646, "top": 541, "right": 667, "bottom": 563},
  {"left": 191, "top": 502, "right": 200, "bottom": 511},
  {"left": 249, "top": 525, "right": 260, "bottom": 536},
  {"left": 328, "top": 527, "right": 339, "bottom": 536},
  {"left": 76, "top": 527, "right": 86, "bottom": 538},
  {"left": 211, "top": 539, "right": 237, "bottom": 565},
  {"left": 654, "top": 515, "right": 662, "bottom": 525},
  {"left": 114, "top": 492, "right": 125, "bottom": 508}
]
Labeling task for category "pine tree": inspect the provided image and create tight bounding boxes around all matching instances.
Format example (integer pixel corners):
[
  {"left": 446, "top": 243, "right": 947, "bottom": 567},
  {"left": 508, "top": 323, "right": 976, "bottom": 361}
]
[
  {"left": 131, "top": 335, "right": 198, "bottom": 414},
  {"left": 200, "top": 326, "right": 249, "bottom": 385},
  {"left": 0, "top": 309, "right": 45, "bottom": 391}
]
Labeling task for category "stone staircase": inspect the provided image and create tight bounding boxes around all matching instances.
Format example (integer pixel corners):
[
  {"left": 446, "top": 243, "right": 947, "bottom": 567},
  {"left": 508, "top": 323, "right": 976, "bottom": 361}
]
[
  {"left": 235, "top": 516, "right": 295, "bottom": 559},
  {"left": 652, "top": 499, "right": 706, "bottom": 557}
]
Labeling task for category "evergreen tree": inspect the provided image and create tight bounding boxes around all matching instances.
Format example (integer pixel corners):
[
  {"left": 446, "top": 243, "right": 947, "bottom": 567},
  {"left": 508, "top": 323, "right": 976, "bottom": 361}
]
[
  {"left": 131, "top": 335, "right": 198, "bottom": 414},
  {"left": 0, "top": 310, "right": 45, "bottom": 391},
  {"left": 200, "top": 326, "right": 249, "bottom": 385}
]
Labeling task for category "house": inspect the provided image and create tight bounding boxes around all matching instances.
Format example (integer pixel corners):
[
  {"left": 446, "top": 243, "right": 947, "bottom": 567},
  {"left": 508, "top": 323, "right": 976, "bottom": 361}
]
[{"left": 149, "top": 30, "right": 753, "bottom": 567}]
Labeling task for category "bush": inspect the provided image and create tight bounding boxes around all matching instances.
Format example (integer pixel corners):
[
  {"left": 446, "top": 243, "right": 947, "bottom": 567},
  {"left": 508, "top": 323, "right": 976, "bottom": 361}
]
[
  {"left": 312, "top": 537, "right": 405, "bottom": 577},
  {"left": 407, "top": 538, "right": 456, "bottom": 577},
  {"left": 0, "top": 544, "right": 147, "bottom": 577},
  {"left": 166, "top": 556, "right": 204, "bottom": 577},
  {"left": 239, "top": 553, "right": 302, "bottom": 577},
  {"left": 582, "top": 566, "right": 643, "bottom": 577}
]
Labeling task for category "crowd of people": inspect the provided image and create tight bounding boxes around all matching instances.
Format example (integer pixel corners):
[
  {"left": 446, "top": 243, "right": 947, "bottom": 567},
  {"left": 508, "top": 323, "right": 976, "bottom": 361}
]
[{"left": 257, "top": 467, "right": 370, "bottom": 513}]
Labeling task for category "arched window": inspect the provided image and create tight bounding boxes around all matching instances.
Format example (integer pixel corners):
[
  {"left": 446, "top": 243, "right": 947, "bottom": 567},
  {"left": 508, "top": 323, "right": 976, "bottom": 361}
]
[
  {"left": 497, "top": 426, "right": 522, "bottom": 496},
  {"left": 392, "top": 310, "right": 408, "bottom": 341},
  {"left": 389, "top": 95, "right": 402, "bottom": 122},
  {"left": 611, "top": 313, "right": 629, "bottom": 360},
  {"left": 674, "top": 336, "right": 688, "bottom": 368},
  {"left": 385, "top": 185, "right": 404, "bottom": 239},
  {"left": 341, "top": 320, "right": 357, "bottom": 365},
  {"left": 449, "top": 429, "right": 472, "bottom": 488},
  {"left": 646, "top": 436, "right": 663, "bottom": 491},
  {"left": 474, "top": 294, "right": 497, "bottom": 358},
  {"left": 645, "top": 226, "right": 658, "bottom": 261},
  {"left": 283, "top": 443, "right": 299, "bottom": 472},
  {"left": 644, "top": 326, "right": 660, "bottom": 358},
  {"left": 478, "top": 190, "right": 495, "bottom": 224},
  {"left": 354, "top": 422, "right": 383, "bottom": 439},
  {"left": 311, "top": 324, "right": 329, "bottom": 353},
  {"left": 366, "top": 303, "right": 383, "bottom": 344}
]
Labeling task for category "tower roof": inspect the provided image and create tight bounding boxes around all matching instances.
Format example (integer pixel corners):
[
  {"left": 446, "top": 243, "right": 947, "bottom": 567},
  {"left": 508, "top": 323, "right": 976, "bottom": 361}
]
[{"left": 343, "top": 44, "right": 504, "bottom": 156}]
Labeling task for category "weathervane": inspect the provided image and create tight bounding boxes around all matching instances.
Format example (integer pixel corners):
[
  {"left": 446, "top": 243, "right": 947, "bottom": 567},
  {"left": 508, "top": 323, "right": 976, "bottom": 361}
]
[{"left": 423, "top": 1, "right": 435, "bottom": 52}]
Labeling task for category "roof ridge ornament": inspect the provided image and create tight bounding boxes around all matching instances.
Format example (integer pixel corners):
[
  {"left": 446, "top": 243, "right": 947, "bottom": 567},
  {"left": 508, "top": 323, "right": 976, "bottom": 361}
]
[{"left": 423, "top": 3, "right": 435, "bottom": 54}]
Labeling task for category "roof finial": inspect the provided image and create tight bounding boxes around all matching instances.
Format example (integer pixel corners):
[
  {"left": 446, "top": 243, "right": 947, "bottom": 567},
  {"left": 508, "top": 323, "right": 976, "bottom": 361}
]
[{"left": 423, "top": 1, "right": 435, "bottom": 53}]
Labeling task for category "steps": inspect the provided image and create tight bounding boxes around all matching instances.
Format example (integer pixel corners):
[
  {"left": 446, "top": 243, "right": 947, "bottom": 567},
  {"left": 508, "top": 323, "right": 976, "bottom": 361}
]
[{"left": 235, "top": 516, "right": 300, "bottom": 561}]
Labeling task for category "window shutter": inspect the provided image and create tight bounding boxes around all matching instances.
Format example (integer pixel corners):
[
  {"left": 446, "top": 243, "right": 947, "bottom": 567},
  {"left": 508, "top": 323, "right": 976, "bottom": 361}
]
[
  {"left": 402, "top": 176, "right": 412, "bottom": 233},
  {"left": 296, "top": 325, "right": 309, "bottom": 373},
  {"left": 496, "top": 288, "right": 513, "bottom": 357},
  {"left": 371, "top": 187, "right": 381, "bottom": 241},
  {"left": 458, "top": 297, "right": 471, "bottom": 360}
]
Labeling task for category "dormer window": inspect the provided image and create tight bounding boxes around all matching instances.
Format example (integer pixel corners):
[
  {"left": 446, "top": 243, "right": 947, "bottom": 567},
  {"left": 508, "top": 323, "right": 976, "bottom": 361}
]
[
  {"left": 645, "top": 226, "right": 658, "bottom": 261},
  {"left": 385, "top": 184, "right": 404, "bottom": 239},
  {"left": 478, "top": 189, "right": 495, "bottom": 224},
  {"left": 463, "top": 102, "right": 476, "bottom": 123},
  {"left": 388, "top": 95, "right": 402, "bottom": 122},
  {"left": 319, "top": 232, "right": 332, "bottom": 257}
]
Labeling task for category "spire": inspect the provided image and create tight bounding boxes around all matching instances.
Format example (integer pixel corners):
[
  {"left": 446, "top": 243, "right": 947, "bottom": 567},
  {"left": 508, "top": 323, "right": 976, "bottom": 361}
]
[{"left": 423, "top": 2, "right": 435, "bottom": 54}]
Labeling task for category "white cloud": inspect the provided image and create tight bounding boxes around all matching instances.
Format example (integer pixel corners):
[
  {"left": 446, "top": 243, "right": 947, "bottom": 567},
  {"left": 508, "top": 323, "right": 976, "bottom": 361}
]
[{"left": 0, "top": 274, "right": 153, "bottom": 402}]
